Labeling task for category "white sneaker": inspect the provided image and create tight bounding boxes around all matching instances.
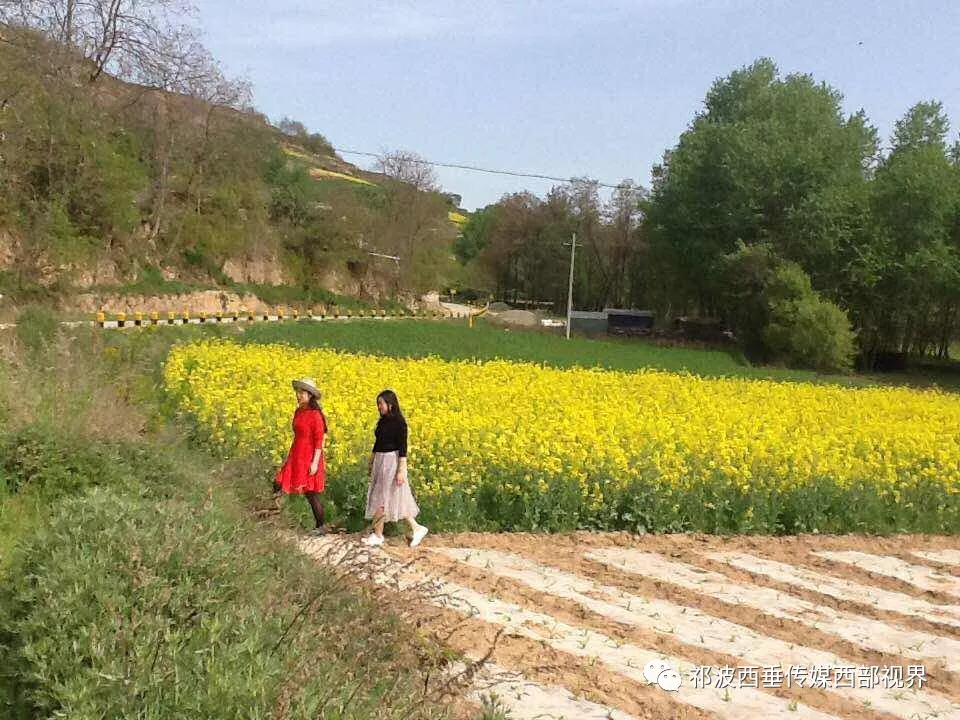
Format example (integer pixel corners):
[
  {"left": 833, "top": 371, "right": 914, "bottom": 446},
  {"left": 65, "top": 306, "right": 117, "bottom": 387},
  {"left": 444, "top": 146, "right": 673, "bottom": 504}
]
[
  {"left": 410, "top": 525, "right": 429, "bottom": 548},
  {"left": 361, "top": 533, "right": 384, "bottom": 547}
]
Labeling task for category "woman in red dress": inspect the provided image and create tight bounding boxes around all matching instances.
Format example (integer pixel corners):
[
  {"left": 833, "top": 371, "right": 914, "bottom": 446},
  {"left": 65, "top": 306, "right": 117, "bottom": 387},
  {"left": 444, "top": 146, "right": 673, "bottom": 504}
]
[{"left": 276, "top": 378, "right": 328, "bottom": 535}]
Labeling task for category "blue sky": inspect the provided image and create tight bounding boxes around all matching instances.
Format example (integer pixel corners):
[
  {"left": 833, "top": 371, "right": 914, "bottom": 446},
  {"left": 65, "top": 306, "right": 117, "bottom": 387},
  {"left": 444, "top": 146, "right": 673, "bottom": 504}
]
[{"left": 196, "top": 0, "right": 960, "bottom": 210}]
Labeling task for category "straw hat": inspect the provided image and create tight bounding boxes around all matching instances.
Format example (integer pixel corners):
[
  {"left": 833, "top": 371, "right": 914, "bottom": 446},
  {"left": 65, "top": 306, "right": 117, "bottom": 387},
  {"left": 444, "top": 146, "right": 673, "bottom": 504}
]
[{"left": 292, "top": 378, "right": 321, "bottom": 397}]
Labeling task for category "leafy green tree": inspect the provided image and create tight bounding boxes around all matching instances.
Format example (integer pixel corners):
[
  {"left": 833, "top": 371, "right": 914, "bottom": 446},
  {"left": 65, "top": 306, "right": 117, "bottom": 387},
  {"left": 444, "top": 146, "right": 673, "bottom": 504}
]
[
  {"left": 647, "top": 58, "right": 878, "bottom": 316},
  {"left": 718, "top": 241, "right": 781, "bottom": 360},
  {"left": 865, "top": 101, "right": 960, "bottom": 359},
  {"left": 454, "top": 205, "right": 499, "bottom": 264}
]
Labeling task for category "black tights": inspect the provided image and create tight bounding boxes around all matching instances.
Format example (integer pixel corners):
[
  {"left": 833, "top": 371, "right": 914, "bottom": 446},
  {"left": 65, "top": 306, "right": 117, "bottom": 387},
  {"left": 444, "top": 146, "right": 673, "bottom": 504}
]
[{"left": 305, "top": 492, "right": 325, "bottom": 528}]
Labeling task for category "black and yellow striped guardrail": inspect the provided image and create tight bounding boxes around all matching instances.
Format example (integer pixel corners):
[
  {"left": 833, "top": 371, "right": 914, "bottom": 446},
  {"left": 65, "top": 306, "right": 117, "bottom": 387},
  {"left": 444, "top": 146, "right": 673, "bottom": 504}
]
[
  {"left": 91, "top": 306, "right": 434, "bottom": 329},
  {"left": 1, "top": 306, "right": 479, "bottom": 331}
]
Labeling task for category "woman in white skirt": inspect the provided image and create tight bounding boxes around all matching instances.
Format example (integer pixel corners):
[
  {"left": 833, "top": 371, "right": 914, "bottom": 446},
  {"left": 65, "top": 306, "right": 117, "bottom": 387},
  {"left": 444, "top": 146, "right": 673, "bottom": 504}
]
[{"left": 361, "top": 389, "right": 429, "bottom": 547}]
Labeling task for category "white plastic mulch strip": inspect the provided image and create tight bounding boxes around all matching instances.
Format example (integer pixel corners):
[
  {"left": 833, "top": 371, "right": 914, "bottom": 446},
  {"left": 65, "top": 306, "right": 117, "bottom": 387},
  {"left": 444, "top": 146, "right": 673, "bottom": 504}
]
[
  {"left": 586, "top": 548, "right": 960, "bottom": 673},
  {"left": 707, "top": 551, "right": 960, "bottom": 629},
  {"left": 912, "top": 550, "right": 960, "bottom": 567},
  {"left": 813, "top": 551, "right": 960, "bottom": 599},
  {"left": 297, "top": 537, "right": 839, "bottom": 720},
  {"left": 436, "top": 547, "right": 959, "bottom": 720},
  {"left": 460, "top": 661, "right": 638, "bottom": 720}
]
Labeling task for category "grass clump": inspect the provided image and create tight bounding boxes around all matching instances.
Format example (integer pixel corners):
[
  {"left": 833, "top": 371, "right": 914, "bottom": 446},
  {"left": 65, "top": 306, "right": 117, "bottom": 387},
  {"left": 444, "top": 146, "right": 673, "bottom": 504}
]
[
  {"left": 14, "top": 306, "right": 59, "bottom": 358},
  {"left": 0, "top": 487, "right": 452, "bottom": 719}
]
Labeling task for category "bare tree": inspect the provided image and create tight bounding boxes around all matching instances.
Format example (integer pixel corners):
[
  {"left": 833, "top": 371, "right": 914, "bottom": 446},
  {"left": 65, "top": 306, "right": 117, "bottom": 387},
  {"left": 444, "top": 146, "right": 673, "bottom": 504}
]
[
  {"left": 374, "top": 149, "right": 440, "bottom": 192},
  {"left": 148, "top": 42, "right": 252, "bottom": 248},
  {"left": 277, "top": 117, "right": 308, "bottom": 137},
  {"left": 0, "top": 0, "right": 200, "bottom": 85},
  {"left": 604, "top": 179, "right": 645, "bottom": 307}
]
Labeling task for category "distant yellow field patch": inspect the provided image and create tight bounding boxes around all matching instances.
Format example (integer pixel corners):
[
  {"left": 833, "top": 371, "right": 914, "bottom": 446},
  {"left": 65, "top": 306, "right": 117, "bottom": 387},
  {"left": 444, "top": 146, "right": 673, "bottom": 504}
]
[
  {"left": 281, "top": 146, "right": 313, "bottom": 161},
  {"left": 308, "top": 168, "right": 376, "bottom": 186},
  {"left": 448, "top": 211, "right": 468, "bottom": 225}
]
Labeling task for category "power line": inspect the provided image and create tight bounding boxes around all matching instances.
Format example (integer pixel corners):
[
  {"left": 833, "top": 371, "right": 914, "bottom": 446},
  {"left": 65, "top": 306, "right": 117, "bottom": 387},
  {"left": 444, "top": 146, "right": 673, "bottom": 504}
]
[{"left": 332, "top": 148, "right": 635, "bottom": 190}]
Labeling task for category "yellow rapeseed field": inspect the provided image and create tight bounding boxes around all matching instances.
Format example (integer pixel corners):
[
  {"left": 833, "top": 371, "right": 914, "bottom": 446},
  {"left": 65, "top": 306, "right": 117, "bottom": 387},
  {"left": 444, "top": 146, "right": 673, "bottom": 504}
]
[
  {"left": 308, "top": 167, "right": 376, "bottom": 186},
  {"left": 163, "top": 339, "right": 960, "bottom": 532}
]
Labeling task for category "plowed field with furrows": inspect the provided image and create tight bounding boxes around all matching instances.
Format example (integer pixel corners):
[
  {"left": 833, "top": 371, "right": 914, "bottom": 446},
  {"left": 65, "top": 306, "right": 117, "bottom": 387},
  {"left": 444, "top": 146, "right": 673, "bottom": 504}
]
[{"left": 298, "top": 532, "right": 960, "bottom": 720}]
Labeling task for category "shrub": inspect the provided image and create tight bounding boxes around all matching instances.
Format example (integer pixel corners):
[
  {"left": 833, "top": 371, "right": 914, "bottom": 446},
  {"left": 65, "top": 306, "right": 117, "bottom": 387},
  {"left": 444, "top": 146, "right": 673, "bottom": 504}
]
[
  {"left": 764, "top": 264, "right": 857, "bottom": 372},
  {"left": 0, "top": 489, "right": 452, "bottom": 720},
  {"left": 0, "top": 424, "right": 191, "bottom": 499},
  {"left": 720, "top": 246, "right": 856, "bottom": 372}
]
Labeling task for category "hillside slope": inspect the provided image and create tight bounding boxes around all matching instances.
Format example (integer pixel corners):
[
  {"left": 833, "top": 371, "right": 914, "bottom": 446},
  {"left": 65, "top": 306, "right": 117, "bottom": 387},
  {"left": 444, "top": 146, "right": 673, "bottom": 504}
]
[{"left": 0, "top": 24, "right": 467, "bottom": 312}]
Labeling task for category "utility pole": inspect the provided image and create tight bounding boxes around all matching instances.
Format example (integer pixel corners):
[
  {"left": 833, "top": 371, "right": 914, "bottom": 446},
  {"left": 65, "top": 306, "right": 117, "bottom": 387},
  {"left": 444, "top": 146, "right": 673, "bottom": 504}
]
[{"left": 564, "top": 232, "right": 577, "bottom": 340}]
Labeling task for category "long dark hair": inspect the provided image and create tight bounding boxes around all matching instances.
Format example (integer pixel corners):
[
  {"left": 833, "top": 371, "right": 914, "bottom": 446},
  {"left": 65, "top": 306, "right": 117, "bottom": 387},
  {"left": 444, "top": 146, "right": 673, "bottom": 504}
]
[
  {"left": 376, "top": 389, "right": 404, "bottom": 422},
  {"left": 307, "top": 394, "right": 328, "bottom": 429}
]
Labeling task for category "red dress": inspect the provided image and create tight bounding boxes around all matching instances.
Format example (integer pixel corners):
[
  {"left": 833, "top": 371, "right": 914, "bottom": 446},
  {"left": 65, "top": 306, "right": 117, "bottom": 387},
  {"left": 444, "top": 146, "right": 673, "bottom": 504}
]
[{"left": 276, "top": 406, "right": 326, "bottom": 494}]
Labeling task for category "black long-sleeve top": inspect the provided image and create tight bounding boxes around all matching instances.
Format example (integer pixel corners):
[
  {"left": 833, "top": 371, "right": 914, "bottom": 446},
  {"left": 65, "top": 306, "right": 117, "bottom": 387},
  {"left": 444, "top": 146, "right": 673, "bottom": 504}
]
[{"left": 373, "top": 413, "right": 408, "bottom": 457}]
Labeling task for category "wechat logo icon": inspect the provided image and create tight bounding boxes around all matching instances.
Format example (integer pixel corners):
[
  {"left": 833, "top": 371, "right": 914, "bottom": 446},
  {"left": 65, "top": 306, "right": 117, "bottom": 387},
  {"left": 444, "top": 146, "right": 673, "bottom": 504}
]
[{"left": 643, "top": 659, "right": 682, "bottom": 692}]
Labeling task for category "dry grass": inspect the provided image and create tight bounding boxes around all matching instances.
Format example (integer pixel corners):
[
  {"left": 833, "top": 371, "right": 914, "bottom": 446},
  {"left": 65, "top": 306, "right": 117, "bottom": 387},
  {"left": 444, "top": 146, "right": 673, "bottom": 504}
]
[{"left": 0, "top": 329, "right": 149, "bottom": 441}]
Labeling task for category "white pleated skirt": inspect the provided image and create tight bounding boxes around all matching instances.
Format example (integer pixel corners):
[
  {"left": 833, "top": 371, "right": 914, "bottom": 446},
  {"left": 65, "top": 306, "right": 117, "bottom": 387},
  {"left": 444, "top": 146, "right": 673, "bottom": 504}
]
[{"left": 365, "top": 451, "right": 420, "bottom": 522}]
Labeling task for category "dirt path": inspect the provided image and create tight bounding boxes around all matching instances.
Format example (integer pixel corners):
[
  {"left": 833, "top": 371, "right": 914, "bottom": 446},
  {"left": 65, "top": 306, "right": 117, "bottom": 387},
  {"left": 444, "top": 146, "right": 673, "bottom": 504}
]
[{"left": 297, "top": 531, "right": 960, "bottom": 720}]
